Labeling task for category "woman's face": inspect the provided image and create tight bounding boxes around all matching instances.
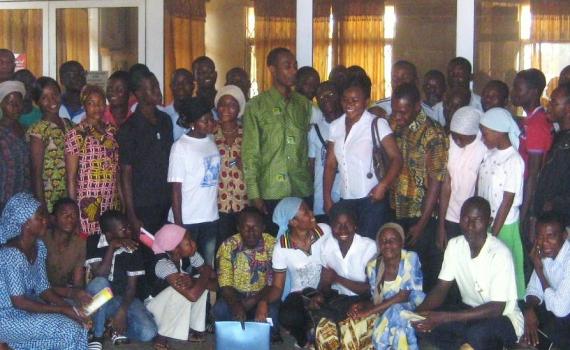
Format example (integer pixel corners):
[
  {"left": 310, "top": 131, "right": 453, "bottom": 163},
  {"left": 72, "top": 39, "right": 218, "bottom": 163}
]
[
  {"left": 331, "top": 213, "right": 356, "bottom": 243},
  {"left": 27, "top": 207, "right": 48, "bottom": 237},
  {"left": 217, "top": 95, "right": 239, "bottom": 123},
  {"left": 106, "top": 78, "right": 129, "bottom": 107},
  {"left": 292, "top": 202, "right": 316, "bottom": 231},
  {"left": 480, "top": 125, "right": 502, "bottom": 150},
  {"left": 193, "top": 113, "right": 215, "bottom": 136},
  {"left": 451, "top": 131, "right": 476, "bottom": 148},
  {"left": 38, "top": 84, "right": 61, "bottom": 115},
  {"left": 342, "top": 86, "right": 368, "bottom": 120},
  {"left": 0, "top": 92, "right": 23, "bottom": 120},
  {"left": 84, "top": 92, "right": 106, "bottom": 122},
  {"left": 378, "top": 228, "right": 403, "bottom": 261}
]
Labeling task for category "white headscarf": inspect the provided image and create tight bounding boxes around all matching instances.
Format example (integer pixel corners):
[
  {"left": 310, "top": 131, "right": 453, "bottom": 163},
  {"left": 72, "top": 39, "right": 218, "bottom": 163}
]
[
  {"left": 0, "top": 80, "right": 26, "bottom": 104},
  {"left": 480, "top": 107, "right": 521, "bottom": 149},
  {"left": 215, "top": 85, "right": 246, "bottom": 118},
  {"left": 450, "top": 106, "right": 483, "bottom": 136}
]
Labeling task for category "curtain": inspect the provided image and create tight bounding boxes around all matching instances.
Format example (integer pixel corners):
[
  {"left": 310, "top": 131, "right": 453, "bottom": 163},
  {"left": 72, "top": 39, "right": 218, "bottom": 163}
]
[
  {"left": 164, "top": 0, "right": 206, "bottom": 103},
  {"left": 253, "top": 0, "right": 296, "bottom": 92},
  {"left": 0, "top": 9, "right": 43, "bottom": 77},
  {"left": 313, "top": 0, "right": 332, "bottom": 81},
  {"left": 332, "top": 0, "right": 384, "bottom": 100},
  {"left": 531, "top": 0, "right": 570, "bottom": 42},
  {"left": 56, "top": 9, "right": 89, "bottom": 77}
]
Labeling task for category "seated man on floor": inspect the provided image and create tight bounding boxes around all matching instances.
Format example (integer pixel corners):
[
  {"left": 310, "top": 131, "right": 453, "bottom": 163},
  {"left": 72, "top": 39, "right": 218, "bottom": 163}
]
[
  {"left": 213, "top": 207, "right": 281, "bottom": 342},
  {"left": 413, "top": 196, "right": 523, "bottom": 350},
  {"left": 522, "top": 212, "right": 570, "bottom": 349},
  {"left": 85, "top": 210, "right": 157, "bottom": 347}
]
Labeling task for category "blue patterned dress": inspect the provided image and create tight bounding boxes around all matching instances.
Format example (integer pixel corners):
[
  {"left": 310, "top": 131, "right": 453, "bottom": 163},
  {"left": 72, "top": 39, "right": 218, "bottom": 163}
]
[
  {"left": 0, "top": 241, "right": 87, "bottom": 350},
  {"left": 367, "top": 249, "right": 425, "bottom": 350}
]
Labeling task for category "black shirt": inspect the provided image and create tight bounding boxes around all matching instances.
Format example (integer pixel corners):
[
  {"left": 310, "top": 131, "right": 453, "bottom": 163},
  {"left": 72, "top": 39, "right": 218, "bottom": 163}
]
[
  {"left": 117, "top": 107, "right": 173, "bottom": 207},
  {"left": 86, "top": 234, "right": 146, "bottom": 296}
]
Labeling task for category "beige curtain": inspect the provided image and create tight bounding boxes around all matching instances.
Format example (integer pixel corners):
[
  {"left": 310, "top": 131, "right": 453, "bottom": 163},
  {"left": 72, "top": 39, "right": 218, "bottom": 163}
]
[
  {"left": 531, "top": 0, "right": 570, "bottom": 42},
  {"left": 313, "top": 0, "right": 332, "bottom": 81},
  {"left": 56, "top": 9, "right": 89, "bottom": 77},
  {"left": 332, "top": 0, "right": 384, "bottom": 100},
  {"left": 164, "top": 0, "right": 206, "bottom": 104},
  {"left": 253, "top": 0, "right": 296, "bottom": 92}
]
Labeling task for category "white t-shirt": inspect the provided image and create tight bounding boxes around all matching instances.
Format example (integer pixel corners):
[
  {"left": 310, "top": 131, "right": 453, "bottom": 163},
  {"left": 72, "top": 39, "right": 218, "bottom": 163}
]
[
  {"left": 308, "top": 114, "right": 341, "bottom": 215},
  {"left": 320, "top": 233, "right": 377, "bottom": 296},
  {"left": 328, "top": 110, "right": 392, "bottom": 199},
  {"left": 164, "top": 103, "right": 190, "bottom": 141},
  {"left": 59, "top": 105, "right": 86, "bottom": 124},
  {"left": 272, "top": 223, "right": 331, "bottom": 292},
  {"left": 167, "top": 134, "right": 221, "bottom": 224},
  {"left": 477, "top": 147, "right": 524, "bottom": 225},
  {"left": 439, "top": 235, "right": 524, "bottom": 338}
]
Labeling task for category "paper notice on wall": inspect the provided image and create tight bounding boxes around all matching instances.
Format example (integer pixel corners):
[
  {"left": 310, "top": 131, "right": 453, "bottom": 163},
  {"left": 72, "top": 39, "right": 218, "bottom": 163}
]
[
  {"left": 87, "top": 71, "right": 109, "bottom": 90},
  {"left": 14, "top": 53, "right": 27, "bottom": 71}
]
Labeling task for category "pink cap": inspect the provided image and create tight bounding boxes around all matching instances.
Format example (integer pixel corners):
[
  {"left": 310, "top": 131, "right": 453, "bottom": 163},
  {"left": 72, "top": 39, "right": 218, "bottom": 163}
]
[{"left": 152, "top": 224, "right": 187, "bottom": 254}]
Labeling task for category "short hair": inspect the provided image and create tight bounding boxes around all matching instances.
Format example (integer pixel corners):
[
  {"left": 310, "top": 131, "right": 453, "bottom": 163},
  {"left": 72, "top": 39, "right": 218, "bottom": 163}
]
[
  {"left": 329, "top": 202, "right": 358, "bottom": 225},
  {"left": 51, "top": 197, "right": 78, "bottom": 215},
  {"left": 460, "top": 196, "right": 491, "bottom": 220},
  {"left": 346, "top": 65, "right": 368, "bottom": 80},
  {"left": 226, "top": 67, "right": 248, "bottom": 81},
  {"left": 59, "top": 60, "right": 84, "bottom": 77},
  {"left": 131, "top": 70, "right": 156, "bottom": 93},
  {"left": 108, "top": 70, "right": 130, "bottom": 85},
  {"left": 31, "top": 76, "right": 61, "bottom": 104},
  {"left": 13, "top": 69, "right": 35, "bottom": 83},
  {"left": 393, "top": 60, "right": 418, "bottom": 80},
  {"left": 343, "top": 74, "right": 372, "bottom": 99},
  {"left": 99, "top": 209, "right": 126, "bottom": 234},
  {"left": 237, "top": 206, "right": 265, "bottom": 227},
  {"left": 446, "top": 86, "right": 471, "bottom": 106},
  {"left": 316, "top": 80, "right": 339, "bottom": 97},
  {"left": 516, "top": 68, "right": 547, "bottom": 96},
  {"left": 392, "top": 82, "right": 421, "bottom": 104},
  {"left": 80, "top": 84, "right": 105, "bottom": 105},
  {"left": 536, "top": 211, "right": 566, "bottom": 233},
  {"left": 192, "top": 56, "right": 215, "bottom": 72},
  {"left": 424, "top": 69, "right": 445, "bottom": 85},
  {"left": 171, "top": 68, "right": 193, "bottom": 83},
  {"left": 178, "top": 97, "right": 211, "bottom": 124},
  {"left": 296, "top": 66, "right": 320, "bottom": 82},
  {"left": 267, "top": 47, "right": 293, "bottom": 67},
  {"left": 448, "top": 57, "right": 472, "bottom": 74},
  {"left": 128, "top": 63, "right": 151, "bottom": 92},
  {"left": 0, "top": 48, "right": 15, "bottom": 60},
  {"left": 484, "top": 80, "right": 509, "bottom": 101}
]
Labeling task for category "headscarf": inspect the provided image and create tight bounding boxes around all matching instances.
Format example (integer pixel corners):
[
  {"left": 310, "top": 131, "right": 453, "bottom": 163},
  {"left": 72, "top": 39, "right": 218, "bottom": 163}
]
[
  {"left": 450, "top": 106, "right": 483, "bottom": 136},
  {"left": 272, "top": 197, "right": 303, "bottom": 238},
  {"left": 0, "top": 192, "right": 41, "bottom": 244},
  {"left": 152, "top": 224, "right": 187, "bottom": 254},
  {"left": 480, "top": 107, "right": 521, "bottom": 149},
  {"left": 372, "top": 222, "right": 405, "bottom": 305},
  {"left": 215, "top": 85, "right": 246, "bottom": 118},
  {"left": 0, "top": 80, "right": 26, "bottom": 104}
]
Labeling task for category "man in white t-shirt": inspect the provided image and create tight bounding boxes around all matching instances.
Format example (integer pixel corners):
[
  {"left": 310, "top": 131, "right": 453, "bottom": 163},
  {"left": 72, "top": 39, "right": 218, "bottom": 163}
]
[
  {"left": 413, "top": 196, "right": 523, "bottom": 349},
  {"left": 163, "top": 68, "right": 193, "bottom": 141}
]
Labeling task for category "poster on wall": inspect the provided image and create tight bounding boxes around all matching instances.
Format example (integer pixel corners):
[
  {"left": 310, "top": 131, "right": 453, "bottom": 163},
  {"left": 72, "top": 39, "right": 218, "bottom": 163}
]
[
  {"left": 87, "top": 71, "right": 109, "bottom": 90},
  {"left": 14, "top": 53, "right": 27, "bottom": 71}
]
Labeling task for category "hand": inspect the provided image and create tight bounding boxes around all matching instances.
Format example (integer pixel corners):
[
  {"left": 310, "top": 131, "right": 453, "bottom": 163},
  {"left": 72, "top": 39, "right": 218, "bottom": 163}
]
[
  {"left": 72, "top": 289, "right": 93, "bottom": 307},
  {"left": 530, "top": 244, "right": 544, "bottom": 271},
  {"left": 127, "top": 214, "right": 143, "bottom": 239},
  {"left": 172, "top": 273, "right": 194, "bottom": 290},
  {"left": 406, "top": 223, "right": 424, "bottom": 247},
  {"left": 522, "top": 308, "right": 540, "bottom": 347},
  {"left": 229, "top": 301, "right": 246, "bottom": 322},
  {"left": 111, "top": 308, "right": 128, "bottom": 335},
  {"left": 369, "top": 183, "right": 388, "bottom": 203},
  {"left": 62, "top": 305, "right": 90, "bottom": 326},
  {"left": 251, "top": 198, "right": 268, "bottom": 215},
  {"left": 254, "top": 301, "right": 269, "bottom": 322},
  {"left": 308, "top": 293, "right": 324, "bottom": 310},
  {"left": 347, "top": 301, "right": 371, "bottom": 319},
  {"left": 324, "top": 198, "right": 334, "bottom": 215},
  {"left": 110, "top": 238, "right": 139, "bottom": 252},
  {"left": 412, "top": 311, "right": 448, "bottom": 333},
  {"left": 320, "top": 267, "right": 338, "bottom": 285},
  {"left": 436, "top": 224, "right": 448, "bottom": 252}
]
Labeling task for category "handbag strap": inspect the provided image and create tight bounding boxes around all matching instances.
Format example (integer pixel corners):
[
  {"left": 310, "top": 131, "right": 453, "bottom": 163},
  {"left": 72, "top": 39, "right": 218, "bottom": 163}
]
[
  {"left": 371, "top": 116, "right": 382, "bottom": 150},
  {"left": 314, "top": 123, "right": 326, "bottom": 148}
]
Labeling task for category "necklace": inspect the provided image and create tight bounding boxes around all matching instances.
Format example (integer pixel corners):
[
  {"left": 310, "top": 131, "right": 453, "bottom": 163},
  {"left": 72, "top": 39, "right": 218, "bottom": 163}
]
[{"left": 222, "top": 127, "right": 239, "bottom": 134}]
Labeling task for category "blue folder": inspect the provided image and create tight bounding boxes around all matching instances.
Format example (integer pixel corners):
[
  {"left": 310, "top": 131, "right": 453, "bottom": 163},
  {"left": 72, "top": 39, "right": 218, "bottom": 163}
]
[{"left": 215, "top": 321, "right": 270, "bottom": 350}]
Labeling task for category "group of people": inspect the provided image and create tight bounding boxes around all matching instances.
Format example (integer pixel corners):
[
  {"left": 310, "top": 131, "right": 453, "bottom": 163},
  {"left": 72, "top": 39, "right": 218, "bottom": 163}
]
[{"left": 0, "top": 43, "right": 569, "bottom": 350}]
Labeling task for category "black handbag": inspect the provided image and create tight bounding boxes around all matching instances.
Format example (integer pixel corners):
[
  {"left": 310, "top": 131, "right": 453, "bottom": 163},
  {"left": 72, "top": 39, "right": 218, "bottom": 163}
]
[{"left": 371, "top": 116, "right": 391, "bottom": 180}]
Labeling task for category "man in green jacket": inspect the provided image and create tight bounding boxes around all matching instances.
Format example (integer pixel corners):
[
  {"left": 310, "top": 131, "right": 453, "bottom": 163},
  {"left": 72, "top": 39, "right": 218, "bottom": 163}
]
[{"left": 242, "top": 47, "right": 313, "bottom": 234}]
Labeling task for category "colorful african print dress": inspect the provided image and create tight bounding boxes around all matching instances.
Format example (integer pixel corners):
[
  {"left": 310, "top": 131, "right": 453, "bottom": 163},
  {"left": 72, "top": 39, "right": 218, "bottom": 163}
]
[
  {"left": 0, "top": 242, "right": 87, "bottom": 349},
  {"left": 65, "top": 122, "right": 120, "bottom": 235},
  {"left": 26, "top": 119, "right": 73, "bottom": 212}
]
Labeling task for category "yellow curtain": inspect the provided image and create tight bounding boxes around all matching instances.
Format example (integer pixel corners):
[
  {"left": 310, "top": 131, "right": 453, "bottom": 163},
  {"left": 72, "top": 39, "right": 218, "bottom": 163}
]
[
  {"left": 0, "top": 9, "right": 43, "bottom": 77},
  {"left": 164, "top": 0, "right": 206, "bottom": 104},
  {"left": 531, "top": 0, "right": 570, "bottom": 42},
  {"left": 253, "top": 0, "right": 296, "bottom": 92},
  {"left": 332, "top": 0, "right": 384, "bottom": 101},
  {"left": 313, "top": 0, "right": 332, "bottom": 81},
  {"left": 56, "top": 9, "right": 89, "bottom": 77}
]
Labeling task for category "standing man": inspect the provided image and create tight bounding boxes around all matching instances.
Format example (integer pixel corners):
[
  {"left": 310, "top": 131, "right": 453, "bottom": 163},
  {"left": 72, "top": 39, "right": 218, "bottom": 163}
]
[
  {"left": 192, "top": 56, "right": 217, "bottom": 110},
  {"left": 164, "top": 68, "right": 194, "bottom": 141},
  {"left": 445, "top": 57, "right": 483, "bottom": 110},
  {"left": 59, "top": 61, "right": 87, "bottom": 123},
  {"left": 225, "top": 67, "right": 251, "bottom": 101},
  {"left": 0, "top": 49, "right": 16, "bottom": 120},
  {"left": 242, "top": 47, "right": 313, "bottom": 234}
]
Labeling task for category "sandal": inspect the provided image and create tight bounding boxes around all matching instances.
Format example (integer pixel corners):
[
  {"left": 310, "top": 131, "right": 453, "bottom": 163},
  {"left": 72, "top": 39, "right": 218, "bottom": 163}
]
[
  {"left": 153, "top": 335, "right": 170, "bottom": 350},
  {"left": 188, "top": 330, "right": 206, "bottom": 343}
]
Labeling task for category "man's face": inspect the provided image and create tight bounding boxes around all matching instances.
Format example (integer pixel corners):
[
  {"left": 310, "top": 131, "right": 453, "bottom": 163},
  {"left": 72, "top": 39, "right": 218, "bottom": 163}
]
[
  {"left": 106, "top": 78, "right": 129, "bottom": 107},
  {"left": 447, "top": 63, "right": 470, "bottom": 89},
  {"left": 0, "top": 51, "right": 15, "bottom": 82},
  {"left": 238, "top": 214, "right": 264, "bottom": 249},
  {"left": 55, "top": 203, "right": 79, "bottom": 235},
  {"left": 136, "top": 76, "right": 162, "bottom": 106},
  {"left": 535, "top": 222, "right": 567, "bottom": 259},
  {"left": 392, "top": 97, "right": 420, "bottom": 128},
  {"left": 270, "top": 52, "right": 297, "bottom": 89},
  {"left": 391, "top": 66, "right": 416, "bottom": 91},
  {"left": 194, "top": 62, "right": 217, "bottom": 90},
  {"left": 105, "top": 218, "right": 132, "bottom": 241},
  {"left": 296, "top": 73, "right": 320, "bottom": 101},
  {"left": 547, "top": 88, "right": 569, "bottom": 123},
  {"left": 177, "top": 232, "right": 198, "bottom": 258},
  {"left": 171, "top": 72, "right": 194, "bottom": 101},
  {"left": 226, "top": 70, "right": 251, "bottom": 98},
  {"left": 511, "top": 76, "right": 533, "bottom": 107},
  {"left": 422, "top": 76, "right": 445, "bottom": 106},
  {"left": 61, "top": 64, "right": 86, "bottom": 92},
  {"left": 316, "top": 85, "right": 341, "bottom": 119},
  {"left": 482, "top": 85, "right": 505, "bottom": 112},
  {"left": 331, "top": 213, "right": 356, "bottom": 245},
  {"left": 460, "top": 205, "right": 490, "bottom": 244},
  {"left": 443, "top": 93, "right": 468, "bottom": 125}
]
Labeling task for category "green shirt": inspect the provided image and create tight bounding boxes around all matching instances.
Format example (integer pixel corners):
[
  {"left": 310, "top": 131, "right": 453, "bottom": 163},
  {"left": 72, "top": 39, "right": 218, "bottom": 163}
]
[
  {"left": 19, "top": 106, "right": 42, "bottom": 127},
  {"left": 242, "top": 87, "right": 313, "bottom": 200}
]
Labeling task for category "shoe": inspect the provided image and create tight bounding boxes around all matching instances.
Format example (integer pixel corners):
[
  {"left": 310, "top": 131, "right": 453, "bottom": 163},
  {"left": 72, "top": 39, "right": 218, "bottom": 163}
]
[
  {"left": 88, "top": 337, "right": 104, "bottom": 350},
  {"left": 111, "top": 331, "right": 130, "bottom": 345}
]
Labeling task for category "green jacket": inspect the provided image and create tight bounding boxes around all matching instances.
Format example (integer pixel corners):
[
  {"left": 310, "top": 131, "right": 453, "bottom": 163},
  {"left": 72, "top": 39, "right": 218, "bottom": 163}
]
[{"left": 242, "top": 87, "right": 313, "bottom": 200}]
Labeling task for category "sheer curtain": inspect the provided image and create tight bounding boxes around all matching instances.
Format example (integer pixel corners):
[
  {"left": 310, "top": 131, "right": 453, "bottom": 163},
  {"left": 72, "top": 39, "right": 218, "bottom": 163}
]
[
  {"left": 531, "top": 0, "right": 570, "bottom": 42},
  {"left": 313, "top": 0, "right": 332, "bottom": 81},
  {"left": 332, "top": 0, "right": 385, "bottom": 100},
  {"left": 253, "top": 0, "right": 296, "bottom": 92},
  {"left": 56, "top": 9, "right": 90, "bottom": 76},
  {"left": 0, "top": 9, "right": 43, "bottom": 76},
  {"left": 164, "top": 0, "right": 206, "bottom": 104}
]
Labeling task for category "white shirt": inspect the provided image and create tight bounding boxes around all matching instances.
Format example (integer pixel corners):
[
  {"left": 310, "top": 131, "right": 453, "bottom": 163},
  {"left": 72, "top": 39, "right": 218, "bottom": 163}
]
[
  {"left": 526, "top": 240, "right": 570, "bottom": 318},
  {"left": 374, "top": 97, "right": 436, "bottom": 121},
  {"left": 328, "top": 110, "right": 392, "bottom": 199},
  {"left": 167, "top": 134, "right": 221, "bottom": 224},
  {"left": 164, "top": 103, "right": 190, "bottom": 141},
  {"left": 431, "top": 92, "right": 484, "bottom": 127},
  {"left": 470, "top": 93, "right": 483, "bottom": 111},
  {"left": 272, "top": 223, "right": 331, "bottom": 292},
  {"left": 440, "top": 235, "right": 524, "bottom": 338},
  {"left": 320, "top": 233, "right": 377, "bottom": 296},
  {"left": 477, "top": 147, "right": 524, "bottom": 225},
  {"left": 308, "top": 113, "right": 341, "bottom": 215},
  {"left": 59, "top": 105, "right": 86, "bottom": 124}
]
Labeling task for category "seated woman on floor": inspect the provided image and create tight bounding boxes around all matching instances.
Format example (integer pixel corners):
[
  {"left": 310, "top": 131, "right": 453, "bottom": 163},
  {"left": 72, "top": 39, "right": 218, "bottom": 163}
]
[
  {"left": 346, "top": 223, "right": 425, "bottom": 349},
  {"left": 0, "top": 193, "right": 88, "bottom": 350}
]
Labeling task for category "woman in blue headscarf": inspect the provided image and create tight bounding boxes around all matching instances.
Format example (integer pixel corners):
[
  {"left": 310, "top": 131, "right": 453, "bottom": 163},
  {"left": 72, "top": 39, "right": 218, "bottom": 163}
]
[
  {"left": 0, "top": 193, "right": 88, "bottom": 350},
  {"left": 265, "top": 197, "right": 331, "bottom": 348}
]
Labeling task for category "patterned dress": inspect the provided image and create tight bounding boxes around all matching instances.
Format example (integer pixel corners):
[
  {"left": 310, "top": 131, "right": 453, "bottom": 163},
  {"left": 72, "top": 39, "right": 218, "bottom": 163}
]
[
  {"left": 65, "top": 122, "right": 120, "bottom": 235},
  {"left": 0, "top": 242, "right": 87, "bottom": 349},
  {"left": 0, "top": 127, "right": 30, "bottom": 210},
  {"left": 214, "top": 126, "right": 248, "bottom": 213},
  {"left": 26, "top": 119, "right": 73, "bottom": 212}
]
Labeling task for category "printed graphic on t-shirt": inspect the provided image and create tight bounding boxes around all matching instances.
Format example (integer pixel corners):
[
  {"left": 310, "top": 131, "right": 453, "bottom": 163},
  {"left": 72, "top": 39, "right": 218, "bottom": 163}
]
[{"left": 201, "top": 154, "right": 220, "bottom": 187}]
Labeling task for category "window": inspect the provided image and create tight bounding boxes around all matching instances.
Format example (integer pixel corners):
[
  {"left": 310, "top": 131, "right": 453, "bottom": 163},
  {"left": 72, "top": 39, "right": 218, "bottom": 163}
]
[{"left": 246, "top": 6, "right": 258, "bottom": 97}]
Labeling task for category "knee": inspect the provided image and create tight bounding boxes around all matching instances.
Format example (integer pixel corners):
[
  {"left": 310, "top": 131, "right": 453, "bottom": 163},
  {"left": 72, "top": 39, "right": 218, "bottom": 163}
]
[
  {"left": 212, "top": 299, "right": 231, "bottom": 321},
  {"left": 86, "top": 277, "right": 111, "bottom": 295},
  {"left": 137, "top": 322, "right": 158, "bottom": 342}
]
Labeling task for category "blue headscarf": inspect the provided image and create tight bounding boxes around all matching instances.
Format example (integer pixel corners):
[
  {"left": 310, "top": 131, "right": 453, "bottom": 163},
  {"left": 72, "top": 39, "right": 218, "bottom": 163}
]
[
  {"left": 272, "top": 197, "right": 303, "bottom": 239},
  {"left": 480, "top": 107, "right": 521, "bottom": 149},
  {"left": 0, "top": 192, "right": 41, "bottom": 244}
]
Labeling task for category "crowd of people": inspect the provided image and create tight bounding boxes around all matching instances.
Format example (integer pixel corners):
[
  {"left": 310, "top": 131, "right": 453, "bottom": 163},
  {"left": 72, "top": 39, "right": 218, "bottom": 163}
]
[{"left": 0, "top": 44, "right": 569, "bottom": 350}]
